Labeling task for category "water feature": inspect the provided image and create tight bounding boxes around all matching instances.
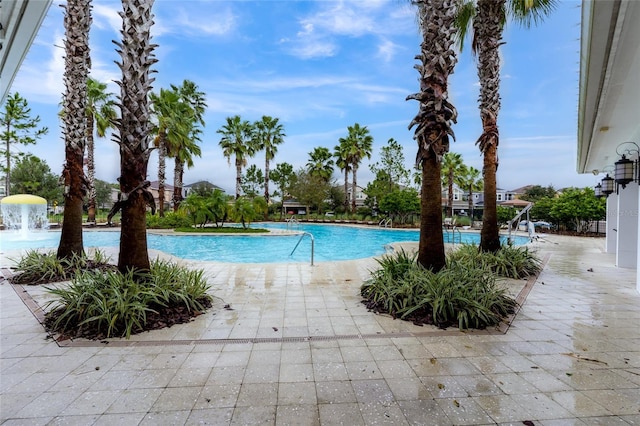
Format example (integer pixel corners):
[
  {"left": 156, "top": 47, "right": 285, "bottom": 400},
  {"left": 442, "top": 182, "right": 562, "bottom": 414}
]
[{"left": 1, "top": 194, "right": 49, "bottom": 240}]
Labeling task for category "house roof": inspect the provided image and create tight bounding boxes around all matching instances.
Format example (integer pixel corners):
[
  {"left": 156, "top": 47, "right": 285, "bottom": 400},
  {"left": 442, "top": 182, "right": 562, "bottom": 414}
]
[
  {"left": 185, "top": 181, "right": 225, "bottom": 191},
  {"left": 148, "top": 181, "right": 174, "bottom": 190},
  {"left": 500, "top": 199, "right": 532, "bottom": 207}
]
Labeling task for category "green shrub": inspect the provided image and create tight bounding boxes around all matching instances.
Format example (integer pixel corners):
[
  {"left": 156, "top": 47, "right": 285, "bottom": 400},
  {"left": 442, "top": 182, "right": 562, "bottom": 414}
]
[
  {"left": 361, "top": 249, "right": 518, "bottom": 330},
  {"left": 147, "top": 211, "right": 192, "bottom": 229},
  {"left": 454, "top": 215, "right": 472, "bottom": 227},
  {"left": 44, "top": 259, "right": 212, "bottom": 339}
]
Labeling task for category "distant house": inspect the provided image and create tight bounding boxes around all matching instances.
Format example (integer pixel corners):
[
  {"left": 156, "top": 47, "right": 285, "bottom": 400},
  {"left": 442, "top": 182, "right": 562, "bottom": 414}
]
[
  {"left": 283, "top": 199, "right": 308, "bottom": 215},
  {"left": 183, "top": 181, "right": 226, "bottom": 198},
  {"left": 148, "top": 181, "right": 174, "bottom": 211},
  {"left": 346, "top": 185, "right": 367, "bottom": 208}
]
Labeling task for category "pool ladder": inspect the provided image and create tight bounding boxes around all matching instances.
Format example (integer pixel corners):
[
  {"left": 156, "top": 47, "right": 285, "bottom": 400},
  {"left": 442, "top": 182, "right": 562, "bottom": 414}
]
[
  {"left": 290, "top": 232, "right": 315, "bottom": 266},
  {"left": 443, "top": 226, "right": 462, "bottom": 245},
  {"left": 286, "top": 215, "right": 300, "bottom": 229},
  {"left": 379, "top": 218, "right": 392, "bottom": 228}
]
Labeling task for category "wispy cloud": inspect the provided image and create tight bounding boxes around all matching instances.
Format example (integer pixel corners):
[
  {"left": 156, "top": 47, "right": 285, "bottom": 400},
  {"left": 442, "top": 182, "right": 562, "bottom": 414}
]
[{"left": 283, "top": 0, "right": 415, "bottom": 59}]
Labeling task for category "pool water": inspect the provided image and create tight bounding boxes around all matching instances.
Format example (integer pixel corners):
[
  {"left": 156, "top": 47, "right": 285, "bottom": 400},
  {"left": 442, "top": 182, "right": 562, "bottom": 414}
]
[{"left": 1, "top": 223, "right": 529, "bottom": 263}]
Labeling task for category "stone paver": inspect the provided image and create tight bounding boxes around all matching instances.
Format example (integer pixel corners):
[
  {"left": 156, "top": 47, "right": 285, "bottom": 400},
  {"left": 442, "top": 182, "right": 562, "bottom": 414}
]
[{"left": 1, "top": 234, "right": 639, "bottom": 424}]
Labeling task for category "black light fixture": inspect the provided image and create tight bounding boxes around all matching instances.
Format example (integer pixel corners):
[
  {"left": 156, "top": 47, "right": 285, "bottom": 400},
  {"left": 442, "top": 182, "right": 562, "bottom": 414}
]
[
  {"left": 601, "top": 174, "right": 615, "bottom": 196},
  {"left": 614, "top": 142, "right": 640, "bottom": 190},
  {"left": 594, "top": 182, "right": 603, "bottom": 198}
]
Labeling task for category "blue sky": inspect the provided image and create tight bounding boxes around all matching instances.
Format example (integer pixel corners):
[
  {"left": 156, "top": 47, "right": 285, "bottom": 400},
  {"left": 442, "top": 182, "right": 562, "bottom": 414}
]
[{"left": 10, "top": 0, "right": 594, "bottom": 195}]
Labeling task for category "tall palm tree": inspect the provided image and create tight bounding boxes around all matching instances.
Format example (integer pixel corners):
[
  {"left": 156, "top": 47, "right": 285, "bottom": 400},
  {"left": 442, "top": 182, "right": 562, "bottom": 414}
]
[
  {"left": 171, "top": 80, "right": 206, "bottom": 210},
  {"left": 113, "top": 0, "right": 157, "bottom": 273},
  {"left": 253, "top": 116, "right": 285, "bottom": 207},
  {"left": 456, "top": 0, "right": 556, "bottom": 252},
  {"left": 441, "top": 152, "right": 464, "bottom": 217},
  {"left": 150, "top": 87, "right": 191, "bottom": 216},
  {"left": 57, "top": 0, "right": 91, "bottom": 260},
  {"left": 85, "top": 78, "right": 116, "bottom": 223},
  {"left": 218, "top": 115, "right": 255, "bottom": 199},
  {"left": 407, "top": 0, "right": 458, "bottom": 272},
  {"left": 306, "top": 146, "right": 334, "bottom": 182},
  {"left": 456, "top": 164, "right": 483, "bottom": 219},
  {"left": 341, "top": 123, "right": 373, "bottom": 213},
  {"left": 334, "top": 139, "right": 351, "bottom": 212}
]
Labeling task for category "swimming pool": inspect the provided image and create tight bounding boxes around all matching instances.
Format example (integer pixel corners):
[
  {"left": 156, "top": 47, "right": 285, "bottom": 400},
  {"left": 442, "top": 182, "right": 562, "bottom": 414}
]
[{"left": 1, "top": 223, "right": 529, "bottom": 263}]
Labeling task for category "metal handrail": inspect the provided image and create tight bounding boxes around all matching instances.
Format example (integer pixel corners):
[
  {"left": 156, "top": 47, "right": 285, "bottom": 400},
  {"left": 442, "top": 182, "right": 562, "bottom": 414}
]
[
  {"left": 286, "top": 215, "right": 299, "bottom": 229},
  {"left": 290, "top": 232, "right": 315, "bottom": 265},
  {"left": 507, "top": 203, "right": 533, "bottom": 244},
  {"left": 452, "top": 227, "right": 462, "bottom": 245}
]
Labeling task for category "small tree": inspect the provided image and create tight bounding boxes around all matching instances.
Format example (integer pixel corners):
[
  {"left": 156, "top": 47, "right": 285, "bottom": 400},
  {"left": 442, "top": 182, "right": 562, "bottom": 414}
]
[
  {"left": 550, "top": 187, "right": 605, "bottom": 232},
  {"left": 0, "top": 93, "right": 48, "bottom": 197},
  {"left": 520, "top": 185, "right": 556, "bottom": 202},
  {"left": 289, "top": 169, "right": 331, "bottom": 214},
  {"left": 270, "top": 162, "right": 294, "bottom": 219},
  {"left": 241, "top": 164, "right": 264, "bottom": 198},
  {"left": 10, "top": 154, "right": 62, "bottom": 203},
  {"left": 379, "top": 188, "right": 420, "bottom": 224}
]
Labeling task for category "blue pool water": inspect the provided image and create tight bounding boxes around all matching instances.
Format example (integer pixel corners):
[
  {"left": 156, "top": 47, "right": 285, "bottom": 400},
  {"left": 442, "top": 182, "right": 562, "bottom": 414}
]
[{"left": 1, "top": 223, "right": 528, "bottom": 263}]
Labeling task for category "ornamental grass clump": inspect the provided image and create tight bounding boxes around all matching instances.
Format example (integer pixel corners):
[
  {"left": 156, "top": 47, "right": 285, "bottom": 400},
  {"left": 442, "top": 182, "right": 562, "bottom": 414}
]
[
  {"left": 44, "top": 259, "right": 213, "bottom": 340},
  {"left": 10, "top": 249, "right": 115, "bottom": 285},
  {"left": 361, "top": 249, "right": 518, "bottom": 330},
  {"left": 447, "top": 244, "right": 542, "bottom": 279}
]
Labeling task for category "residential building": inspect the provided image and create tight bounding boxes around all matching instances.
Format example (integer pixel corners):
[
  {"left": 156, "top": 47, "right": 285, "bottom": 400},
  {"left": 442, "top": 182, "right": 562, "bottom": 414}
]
[
  {"left": 577, "top": 0, "right": 639, "bottom": 293},
  {"left": 346, "top": 185, "right": 367, "bottom": 209}
]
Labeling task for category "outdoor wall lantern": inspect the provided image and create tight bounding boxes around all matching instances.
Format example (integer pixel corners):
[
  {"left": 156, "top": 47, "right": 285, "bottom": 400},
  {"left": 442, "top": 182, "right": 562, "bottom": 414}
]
[
  {"left": 594, "top": 182, "right": 603, "bottom": 198},
  {"left": 601, "top": 174, "right": 615, "bottom": 196},
  {"left": 614, "top": 142, "right": 640, "bottom": 189}
]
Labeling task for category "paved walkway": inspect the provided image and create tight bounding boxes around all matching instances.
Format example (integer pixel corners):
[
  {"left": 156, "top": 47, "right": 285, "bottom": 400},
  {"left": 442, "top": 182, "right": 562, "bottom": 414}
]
[{"left": 1, "top": 235, "right": 639, "bottom": 425}]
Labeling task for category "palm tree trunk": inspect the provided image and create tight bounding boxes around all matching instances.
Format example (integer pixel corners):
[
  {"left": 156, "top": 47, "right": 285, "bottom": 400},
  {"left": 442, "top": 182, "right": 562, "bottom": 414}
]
[
  {"left": 480, "top": 135, "right": 500, "bottom": 251},
  {"left": 475, "top": 0, "right": 504, "bottom": 253},
  {"left": 57, "top": 0, "right": 90, "bottom": 260},
  {"left": 115, "top": 0, "right": 156, "bottom": 274},
  {"left": 235, "top": 158, "right": 242, "bottom": 199},
  {"left": 173, "top": 158, "right": 183, "bottom": 211},
  {"left": 418, "top": 158, "right": 445, "bottom": 271},
  {"left": 264, "top": 157, "right": 270, "bottom": 219},
  {"left": 86, "top": 114, "right": 96, "bottom": 222},
  {"left": 343, "top": 169, "right": 349, "bottom": 212},
  {"left": 351, "top": 166, "right": 358, "bottom": 213},
  {"left": 409, "top": 0, "right": 458, "bottom": 272},
  {"left": 468, "top": 187, "right": 474, "bottom": 220},
  {"left": 157, "top": 136, "right": 166, "bottom": 217}
]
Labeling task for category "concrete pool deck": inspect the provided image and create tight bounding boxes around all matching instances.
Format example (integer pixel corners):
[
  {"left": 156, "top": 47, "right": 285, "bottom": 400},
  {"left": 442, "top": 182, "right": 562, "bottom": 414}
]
[{"left": 1, "top": 234, "right": 639, "bottom": 424}]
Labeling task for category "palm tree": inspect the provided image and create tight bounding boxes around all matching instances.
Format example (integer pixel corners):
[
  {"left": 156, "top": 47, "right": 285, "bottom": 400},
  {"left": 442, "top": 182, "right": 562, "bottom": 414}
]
[
  {"left": 253, "top": 116, "right": 285, "bottom": 206},
  {"left": 306, "top": 147, "right": 334, "bottom": 182},
  {"left": 150, "top": 87, "right": 191, "bottom": 216},
  {"left": 113, "top": 0, "right": 157, "bottom": 273},
  {"left": 456, "top": 165, "right": 483, "bottom": 220},
  {"left": 441, "top": 152, "right": 464, "bottom": 217},
  {"left": 85, "top": 78, "right": 116, "bottom": 223},
  {"left": 456, "top": 0, "right": 556, "bottom": 252},
  {"left": 218, "top": 115, "right": 256, "bottom": 199},
  {"left": 170, "top": 80, "right": 206, "bottom": 210},
  {"left": 341, "top": 123, "right": 373, "bottom": 213},
  {"left": 56, "top": 0, "right": 91, "bottom": 260},
  {"left": 407, "top": 0, "right": 458, "bottom": 272},
  {"left": 334, "top": 139, "right": 351, "bottom": 212}
]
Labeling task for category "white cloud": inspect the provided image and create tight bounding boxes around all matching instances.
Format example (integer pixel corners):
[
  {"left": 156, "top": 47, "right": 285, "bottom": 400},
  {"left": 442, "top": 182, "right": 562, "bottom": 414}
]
[
  {"left": 92, "top": 3, "right": 121, "bottom": 34},
  {"left": 376, "top": 38, "right": 399, "bottom": 63}
]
